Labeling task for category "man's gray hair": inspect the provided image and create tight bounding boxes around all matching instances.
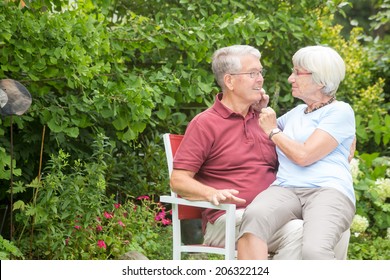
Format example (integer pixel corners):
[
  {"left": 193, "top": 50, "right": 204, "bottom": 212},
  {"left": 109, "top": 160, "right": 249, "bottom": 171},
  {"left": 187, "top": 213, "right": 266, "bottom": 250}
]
[{"left": 212, "top": 45, "right": 261, "bottom": 89}]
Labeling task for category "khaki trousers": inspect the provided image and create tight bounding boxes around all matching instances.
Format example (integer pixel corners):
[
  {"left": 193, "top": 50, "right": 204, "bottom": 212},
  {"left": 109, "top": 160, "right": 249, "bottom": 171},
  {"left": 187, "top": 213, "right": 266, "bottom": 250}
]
[{"left": 204, "top": 207, "right": 351, "bottom": 259}]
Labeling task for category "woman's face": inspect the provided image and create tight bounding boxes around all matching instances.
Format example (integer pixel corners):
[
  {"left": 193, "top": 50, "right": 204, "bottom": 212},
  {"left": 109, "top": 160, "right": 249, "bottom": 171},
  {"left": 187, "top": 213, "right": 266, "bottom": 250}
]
[{"left": 288, "top": 67, "right": 321, "bottom": 102}]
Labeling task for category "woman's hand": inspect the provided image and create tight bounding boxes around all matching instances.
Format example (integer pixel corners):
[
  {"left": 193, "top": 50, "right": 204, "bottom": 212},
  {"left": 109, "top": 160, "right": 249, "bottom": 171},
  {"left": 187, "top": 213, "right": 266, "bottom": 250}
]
[
  {"left": 259, "top": 107, "right": 278, "bottom": 136},
  {"left": 252, "top": 89, "right": 269, "bottom": 112}
]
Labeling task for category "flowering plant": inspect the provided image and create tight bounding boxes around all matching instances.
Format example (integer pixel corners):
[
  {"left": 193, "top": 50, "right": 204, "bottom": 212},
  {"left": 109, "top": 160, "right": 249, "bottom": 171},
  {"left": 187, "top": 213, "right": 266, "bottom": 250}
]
[
  {"left": 348, "top": 154, "right": 390, "bottom": 259},
  {"left": 65, "top": 195, "right": 172, "bottom": 260},
  {"left": 13, "top": 137, "right": 172, "bottom": 260}
]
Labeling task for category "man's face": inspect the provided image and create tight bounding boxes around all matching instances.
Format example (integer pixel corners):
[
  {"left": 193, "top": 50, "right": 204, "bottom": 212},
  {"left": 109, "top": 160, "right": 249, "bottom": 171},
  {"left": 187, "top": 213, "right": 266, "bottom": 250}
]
[{"left": 230, "top": 54, "right": 265, "bottom": 105}]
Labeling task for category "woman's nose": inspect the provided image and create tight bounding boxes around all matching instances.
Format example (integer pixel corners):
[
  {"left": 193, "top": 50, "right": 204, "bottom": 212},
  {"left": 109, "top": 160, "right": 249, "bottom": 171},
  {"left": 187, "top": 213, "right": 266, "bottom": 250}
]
[{"left": 287, "top": 73, "right": 294, "bottom": 84}]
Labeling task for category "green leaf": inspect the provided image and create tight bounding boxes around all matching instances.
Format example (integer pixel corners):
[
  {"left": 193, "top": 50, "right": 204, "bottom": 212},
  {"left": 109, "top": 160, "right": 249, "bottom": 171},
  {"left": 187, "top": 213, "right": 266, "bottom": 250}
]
[
  {"left": 13, "top": 200, "right": 25, "bottom": 211},
  {"left": 64, "top": 127, "right": 79, "bottom": 138},
  {"left": 112, "top": 117, "right": 128, "bottom": 131}
]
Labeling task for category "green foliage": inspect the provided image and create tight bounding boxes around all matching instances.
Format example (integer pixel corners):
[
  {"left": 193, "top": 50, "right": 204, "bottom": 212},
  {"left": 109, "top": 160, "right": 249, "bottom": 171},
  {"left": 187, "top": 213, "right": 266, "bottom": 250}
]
[
  {"left": 0, "top": 0, "right": 388, "bottom": 260},
  {"left": 0, "top": 235, "right": 24, "bottom": 260},
  {"left": 348, "top": 236, "right": 390, "bottom": 260},
  {"left": 105, "top": 132, "right": 170, "bottom": 199},
  {"left": 13, "top": 134, "right": 172, "bottom": 259},
  {"left": 0, "top": 0, "right": 386, "bottom": 182},
  {"left": 348, "top": 154, "right": 390, "bottom": 259},
  {"left": 352, "top": 154, "right": 390, "bottom": 236},
  {"left": 318, "top": 24, "right": 389, "bottom": 155}
]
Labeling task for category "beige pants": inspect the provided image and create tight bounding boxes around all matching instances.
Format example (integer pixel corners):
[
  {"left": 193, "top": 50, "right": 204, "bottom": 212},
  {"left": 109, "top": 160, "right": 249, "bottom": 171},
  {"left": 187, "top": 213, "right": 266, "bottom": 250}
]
[{"left": 203, "top": 208, "right": 351, "bottom": 260}]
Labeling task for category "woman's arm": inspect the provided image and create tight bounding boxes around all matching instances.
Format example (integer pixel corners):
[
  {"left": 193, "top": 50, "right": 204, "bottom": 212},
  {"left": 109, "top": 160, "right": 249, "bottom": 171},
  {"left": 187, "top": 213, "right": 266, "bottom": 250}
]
[{"left": 259, "top": 107, "right": 338, "bottom": 166}]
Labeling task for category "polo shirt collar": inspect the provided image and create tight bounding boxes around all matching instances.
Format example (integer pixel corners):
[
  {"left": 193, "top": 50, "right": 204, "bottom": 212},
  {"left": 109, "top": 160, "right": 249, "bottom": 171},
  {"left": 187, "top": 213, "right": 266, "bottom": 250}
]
[{"left": 213, "top": 93, "right": 256, "bottom": 119}]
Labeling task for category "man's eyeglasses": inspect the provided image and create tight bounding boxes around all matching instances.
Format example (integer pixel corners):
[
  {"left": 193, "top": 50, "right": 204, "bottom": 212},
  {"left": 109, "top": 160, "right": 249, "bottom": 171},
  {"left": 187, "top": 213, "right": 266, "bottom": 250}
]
[
  {"left": 291, "top": 68, "right": 312, "bottom": 76},
  {"left": 229, "top": 69, "right": 266, "bottom": 79}
]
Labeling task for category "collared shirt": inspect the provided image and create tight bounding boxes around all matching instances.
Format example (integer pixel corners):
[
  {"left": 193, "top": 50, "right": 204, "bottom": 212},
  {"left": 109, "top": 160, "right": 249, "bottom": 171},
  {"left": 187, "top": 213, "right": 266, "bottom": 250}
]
[{"left": 173, "top": 93, "right": 278, "bottom": 230}]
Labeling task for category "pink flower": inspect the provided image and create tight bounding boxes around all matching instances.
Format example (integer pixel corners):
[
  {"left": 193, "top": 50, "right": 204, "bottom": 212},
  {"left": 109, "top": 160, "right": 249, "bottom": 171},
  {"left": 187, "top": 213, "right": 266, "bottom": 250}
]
[
  {"left": 96, "top": 225, "right": 103, "bottom": 232},
  {"left": 114, "top": 203, "right": 121, "bottom": 209},
  {"left": 74, "top": 225, "right": 81, "bottom": 230},
  {"left": 104, "top": 211, "right": 114, "bottom": 219},
  {"left": 118, "top": 220, "right": 125, "bottom": 227},
  {"left": 155, "top": 211, "right": 165, "bottom": 221},
  {"left": 162, "top": 218, "right": 172, "bottom": 225},
  {"left": 97, "top": 240, "right": 106, "bottom": 249},
  {"left": 137, "top": 195, "right": 150, "bottom": 200}
]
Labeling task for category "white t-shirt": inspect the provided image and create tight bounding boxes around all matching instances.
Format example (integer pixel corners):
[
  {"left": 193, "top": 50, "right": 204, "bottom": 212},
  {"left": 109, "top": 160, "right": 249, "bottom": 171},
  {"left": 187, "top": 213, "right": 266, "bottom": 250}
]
[{"left": 274, "top": 101, "right": 356, "bottom": 204}]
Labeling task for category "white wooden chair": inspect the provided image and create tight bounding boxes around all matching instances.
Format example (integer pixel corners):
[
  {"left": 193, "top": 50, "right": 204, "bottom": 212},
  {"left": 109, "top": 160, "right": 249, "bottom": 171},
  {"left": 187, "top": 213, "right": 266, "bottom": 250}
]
[{"left": 159, "top": 133, "right": 236, "bottom": 260}]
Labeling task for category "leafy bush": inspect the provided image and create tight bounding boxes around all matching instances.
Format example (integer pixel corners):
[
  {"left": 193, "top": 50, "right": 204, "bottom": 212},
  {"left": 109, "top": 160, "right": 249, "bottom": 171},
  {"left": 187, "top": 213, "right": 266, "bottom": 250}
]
[
  {"left": 61, "top": 196, "right": 172, "bottom": 260},
  {"left": 13, "top": 134, "right": 172, "bottom": 260},
  {"left": 0, "top": 235, "right": 24, "bottom": 260},
  {"left": 0, "top": 0, "right": 388, "bottom": 261},
  {"left": 348, "top": 155, "right": 390, "bottom": 259},
  {"left": 348, "top": 236, "right": 390, "bottom": 260}
]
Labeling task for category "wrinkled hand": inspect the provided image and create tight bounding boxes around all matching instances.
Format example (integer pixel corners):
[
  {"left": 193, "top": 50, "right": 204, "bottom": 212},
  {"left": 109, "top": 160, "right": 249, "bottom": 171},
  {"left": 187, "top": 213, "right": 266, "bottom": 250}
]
[
  {"left": 252, "top": 89, "right": 269, "bottom": 112},
  {"left": 259, "top": 107, "right": 278, "bottom": 135},
  {"left": 209, "top": 189, "right": 246, "bottom": 206}
]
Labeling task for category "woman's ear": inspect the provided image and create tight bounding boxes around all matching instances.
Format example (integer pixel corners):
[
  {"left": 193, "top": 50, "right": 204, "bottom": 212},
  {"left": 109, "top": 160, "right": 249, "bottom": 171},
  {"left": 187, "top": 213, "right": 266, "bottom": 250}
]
[{"left": 320, "top": 83, "right": 333, "bottom": 95}]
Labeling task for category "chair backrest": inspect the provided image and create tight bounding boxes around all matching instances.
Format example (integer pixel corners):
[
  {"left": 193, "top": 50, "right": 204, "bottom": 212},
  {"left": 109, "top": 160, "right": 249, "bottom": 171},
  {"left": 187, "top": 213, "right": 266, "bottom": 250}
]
[{"left": 163, "top": 133, "right": 204, "bottom": 220}]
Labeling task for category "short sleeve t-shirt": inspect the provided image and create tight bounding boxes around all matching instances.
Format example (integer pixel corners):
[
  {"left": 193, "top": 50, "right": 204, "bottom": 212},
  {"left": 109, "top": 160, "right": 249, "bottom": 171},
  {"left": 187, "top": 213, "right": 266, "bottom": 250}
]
[
  {"left": 274, "top": 101, "right": 356, "bottom": 204},
  {"left": 173, "top": 93, "right": 278, "bottom": 229}
]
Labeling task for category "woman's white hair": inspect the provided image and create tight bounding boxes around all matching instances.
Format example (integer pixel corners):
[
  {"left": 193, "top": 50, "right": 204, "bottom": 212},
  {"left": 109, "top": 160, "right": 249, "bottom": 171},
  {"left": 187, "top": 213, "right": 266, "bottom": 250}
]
[
  {"left": 292, "top": 45, "right": 345, "bottom": 96},
  {"left": 212, "top": 45, "right": 261, "bottom": 89}
]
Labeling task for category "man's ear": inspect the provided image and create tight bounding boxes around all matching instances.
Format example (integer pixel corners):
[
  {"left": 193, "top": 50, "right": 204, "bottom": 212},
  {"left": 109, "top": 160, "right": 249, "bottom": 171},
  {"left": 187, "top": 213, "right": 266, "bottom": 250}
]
[{"left": 224, "top": 74, "right": 234, "bottom": 91}]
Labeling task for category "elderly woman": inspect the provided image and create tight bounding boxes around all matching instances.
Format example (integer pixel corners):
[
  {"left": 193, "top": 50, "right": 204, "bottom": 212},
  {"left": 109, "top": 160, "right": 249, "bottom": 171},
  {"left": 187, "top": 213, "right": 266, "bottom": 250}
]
[{"left": 237, "top": 46, "right": 356, "bottom": 259}]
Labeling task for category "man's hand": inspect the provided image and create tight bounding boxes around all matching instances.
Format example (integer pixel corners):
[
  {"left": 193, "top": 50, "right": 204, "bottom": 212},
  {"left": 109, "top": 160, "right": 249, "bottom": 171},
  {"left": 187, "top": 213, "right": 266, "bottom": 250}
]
[{"left": 209, "top": 189, "right": 246, "bottom": 206}]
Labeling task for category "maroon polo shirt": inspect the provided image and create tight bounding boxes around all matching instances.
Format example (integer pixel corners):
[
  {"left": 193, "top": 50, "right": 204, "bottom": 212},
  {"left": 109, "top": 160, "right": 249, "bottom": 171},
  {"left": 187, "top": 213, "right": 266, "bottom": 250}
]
[{"left": 173, "top": 93, "right": 278, "bottom": 231}]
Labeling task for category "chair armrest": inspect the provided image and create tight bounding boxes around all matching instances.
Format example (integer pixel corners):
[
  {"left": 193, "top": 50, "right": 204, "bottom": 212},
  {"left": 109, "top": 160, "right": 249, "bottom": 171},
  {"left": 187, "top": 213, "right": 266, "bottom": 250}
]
[{"left": 160, "top": 195, "right": 236, "bottom": 212}]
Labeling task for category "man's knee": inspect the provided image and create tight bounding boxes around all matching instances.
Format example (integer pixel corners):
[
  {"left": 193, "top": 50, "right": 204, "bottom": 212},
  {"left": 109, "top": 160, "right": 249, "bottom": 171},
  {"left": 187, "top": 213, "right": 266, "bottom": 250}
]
[{"left": 280, "top": 219, "right": 303, "bottom": 236}]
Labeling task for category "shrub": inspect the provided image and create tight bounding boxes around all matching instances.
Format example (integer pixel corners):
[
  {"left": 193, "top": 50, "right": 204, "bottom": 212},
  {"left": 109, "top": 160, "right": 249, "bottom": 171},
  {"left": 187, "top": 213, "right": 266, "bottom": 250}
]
[
  {"left": 348, "top": 155, "right": 390, "bottom": 259},
  {"left": 13, "top": 134, "right": 172, "bottom": 259},
  {"left": 0, "top": 235, "right": 24, "bottom": 260}
]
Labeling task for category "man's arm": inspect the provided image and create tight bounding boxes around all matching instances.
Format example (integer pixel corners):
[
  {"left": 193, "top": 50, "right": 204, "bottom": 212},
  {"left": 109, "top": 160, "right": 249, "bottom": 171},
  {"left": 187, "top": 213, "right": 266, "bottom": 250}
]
[{"left": 170, "top": 169, "right": 246, "bottom": 206}]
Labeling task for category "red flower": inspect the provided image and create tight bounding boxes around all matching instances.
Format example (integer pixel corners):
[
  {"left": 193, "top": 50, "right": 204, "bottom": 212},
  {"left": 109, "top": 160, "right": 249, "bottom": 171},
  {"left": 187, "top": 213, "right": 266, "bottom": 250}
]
[
  {"left": 114, "top": 203, "right": 121, "bottom": 209},
  {"left": 96, "top": 225, "right": 103, "bottom": 232},
  {"left": 118, "top": 220, "right": 125, "bottom": 227},
  {"left": 104, "top": 211, "right": 114, "bottom": 219},
  {"left": 97, "top": 240, "right": 107, "bottom": 249},
  {"left": 137, "top": 195, "right": 150, "bottom": 200},
  {"left": 74, "top": 225, "right": 81, "bottom": 230}
]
